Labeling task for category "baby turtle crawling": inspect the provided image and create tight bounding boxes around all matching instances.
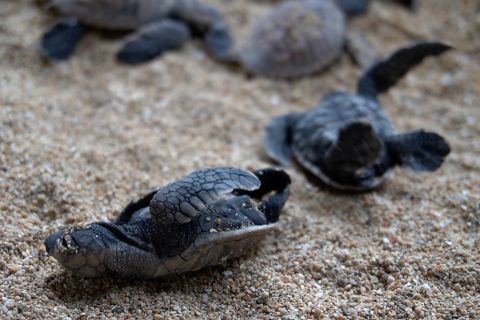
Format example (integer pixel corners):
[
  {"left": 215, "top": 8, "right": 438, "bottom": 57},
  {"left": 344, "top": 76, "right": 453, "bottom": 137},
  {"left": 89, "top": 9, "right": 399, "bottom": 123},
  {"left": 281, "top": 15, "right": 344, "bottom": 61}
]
[
  {"left": 41, "top": 0, "right": 232, "bottom": 64},
  {"left": 45, "top": 167, "right": 291, "bottom": 278},
  {"left": 264, "top": 41, "right": 451, "bottom": 190}
]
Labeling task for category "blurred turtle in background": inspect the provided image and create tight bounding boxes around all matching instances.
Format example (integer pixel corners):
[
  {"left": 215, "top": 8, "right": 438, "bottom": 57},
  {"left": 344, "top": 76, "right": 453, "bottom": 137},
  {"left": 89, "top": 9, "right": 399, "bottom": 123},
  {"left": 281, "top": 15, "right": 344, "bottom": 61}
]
[
  {"left": 40, "top": 0, "right": 233, "bottom": 64},
  {"left": 225, "top": 0, "right": 420, "bottom": 78},
  {"left": 264, "top": 41, "right": 451, "bottom": 190}
]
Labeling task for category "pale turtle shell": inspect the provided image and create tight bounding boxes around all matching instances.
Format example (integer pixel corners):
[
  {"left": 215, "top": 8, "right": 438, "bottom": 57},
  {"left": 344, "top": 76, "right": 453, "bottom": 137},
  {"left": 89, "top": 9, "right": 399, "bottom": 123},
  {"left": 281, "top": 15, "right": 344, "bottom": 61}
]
[{"left": 240, "top": 0, "right": 346, "bottom": 78}]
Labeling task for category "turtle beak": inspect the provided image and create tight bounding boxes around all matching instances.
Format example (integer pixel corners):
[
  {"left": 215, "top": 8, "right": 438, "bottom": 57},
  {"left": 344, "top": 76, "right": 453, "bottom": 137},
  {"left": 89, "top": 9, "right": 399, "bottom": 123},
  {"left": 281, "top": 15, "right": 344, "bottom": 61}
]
[
  {"left": 44, "top": 228, "right": 71, "bottom": 259},
  {"left": 44, "top": 230, "right": 61, "bottom": 255}
]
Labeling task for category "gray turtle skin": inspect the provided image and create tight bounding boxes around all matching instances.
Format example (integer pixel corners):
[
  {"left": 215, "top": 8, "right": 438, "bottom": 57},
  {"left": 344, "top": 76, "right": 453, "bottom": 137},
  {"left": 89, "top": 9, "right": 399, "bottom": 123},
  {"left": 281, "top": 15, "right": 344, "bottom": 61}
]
[
  {"left": 264, "top": 41, "right": 452, "bottom": 190},
  {"left": 238, "top": 0, "right": 346, "bottom": 78},
  {"left": 41, "top": 0, "right": 233, "bottom": 63},
  {"left": 45, "top": 167, "right": 291, "bottom": 278}
]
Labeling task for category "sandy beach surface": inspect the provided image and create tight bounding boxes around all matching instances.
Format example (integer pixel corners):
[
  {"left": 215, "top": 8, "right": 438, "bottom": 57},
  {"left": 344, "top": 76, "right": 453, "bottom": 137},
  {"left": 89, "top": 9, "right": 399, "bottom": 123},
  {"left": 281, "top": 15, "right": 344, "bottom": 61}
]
[{"left": 1, "top": 0, "right": 479, "bottom": 319}]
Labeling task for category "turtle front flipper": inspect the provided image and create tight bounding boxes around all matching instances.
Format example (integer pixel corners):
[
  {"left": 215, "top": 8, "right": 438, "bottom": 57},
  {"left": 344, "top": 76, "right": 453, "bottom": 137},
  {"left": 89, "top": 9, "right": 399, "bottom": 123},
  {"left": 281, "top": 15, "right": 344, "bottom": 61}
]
[
  {"left": 264, "top": 112, "right": 303, "bottom": 166},
  {"left": 117, "top": 19, "right": 191, "bottom": 64},
  {"left": 385, "top": 130, "right": 450, "bottom": 171},
  {"left": 41, "top": 17, "right": 88, "bottom": 60},
  {"left": 149, "top": 167, "right": 261, "bottom": 225},
  {"left": 357, "top": 41, "right": 452, "bottom": 98}
]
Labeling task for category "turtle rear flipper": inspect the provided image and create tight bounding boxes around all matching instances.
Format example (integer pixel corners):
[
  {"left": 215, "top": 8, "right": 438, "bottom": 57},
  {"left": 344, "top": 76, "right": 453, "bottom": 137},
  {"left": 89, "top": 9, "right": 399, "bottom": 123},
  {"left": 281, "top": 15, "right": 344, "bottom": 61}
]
[
  {"left": 386, "top": 130, "right": 450, "bottom": 171},
  {"left": 258, "top": 185, "right": 289, "bottom": 223},
  {"left": 238, "top": 168, "right": 291, "bottom": 223},
  {"left": 264, "top": 113, "right": 303, "bottom": 166},
  {"left": 117, "top": 19, "right": 190, "bottom": 64},
  {"left": 324, "top": 121, "right": 384, "bottom": 174},
  {"left": 41, "top": 18, "right": 88, "bottom": 60},
  {"left": 357, "top": 41, "right": 452, "bottom": 98}
]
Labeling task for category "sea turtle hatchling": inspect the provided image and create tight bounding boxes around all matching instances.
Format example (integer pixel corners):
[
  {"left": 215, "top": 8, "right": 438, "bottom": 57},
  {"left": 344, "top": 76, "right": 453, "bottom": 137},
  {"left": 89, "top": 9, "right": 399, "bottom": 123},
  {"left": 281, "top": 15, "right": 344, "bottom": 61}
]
[
  {"left": 219, "top": 0, "right": 420, "bottom": 78},
  {"left": 40, "top": 0, "right": 233, "bottom": 64},
  {"left": 45, "top": 167, "right": 291, "bottom": 278},
  {"left": 233, "top": 0, "right": 348, "bottom": 78},
  {"left": 264, "top": 41, "right": 451, "bottom": 190}
]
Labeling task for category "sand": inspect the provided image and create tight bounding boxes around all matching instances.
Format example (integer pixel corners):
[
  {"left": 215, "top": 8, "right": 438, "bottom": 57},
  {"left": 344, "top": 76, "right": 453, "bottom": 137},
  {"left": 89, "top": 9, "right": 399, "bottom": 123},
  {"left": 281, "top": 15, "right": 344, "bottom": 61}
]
[{"left": 1, "top": 0, "right": 479, "bottom": 319}]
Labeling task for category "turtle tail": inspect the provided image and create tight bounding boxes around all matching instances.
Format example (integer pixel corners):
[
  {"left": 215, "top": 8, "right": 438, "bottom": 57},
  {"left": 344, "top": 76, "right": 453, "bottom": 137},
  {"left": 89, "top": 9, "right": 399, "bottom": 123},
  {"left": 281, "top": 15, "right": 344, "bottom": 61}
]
[{"left": 357, "top": 41, "right": 452, "bottom": 99}]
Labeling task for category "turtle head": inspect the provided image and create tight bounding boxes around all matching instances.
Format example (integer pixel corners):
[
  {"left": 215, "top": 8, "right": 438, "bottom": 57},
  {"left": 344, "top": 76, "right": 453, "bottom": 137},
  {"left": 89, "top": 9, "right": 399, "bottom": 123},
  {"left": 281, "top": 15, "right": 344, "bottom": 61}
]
[
  {"left": 45, "top": 222, "right": 159, "bottom": 278},
  {"left": 45, "top": 224, "right": 111, "bottom": 277}
]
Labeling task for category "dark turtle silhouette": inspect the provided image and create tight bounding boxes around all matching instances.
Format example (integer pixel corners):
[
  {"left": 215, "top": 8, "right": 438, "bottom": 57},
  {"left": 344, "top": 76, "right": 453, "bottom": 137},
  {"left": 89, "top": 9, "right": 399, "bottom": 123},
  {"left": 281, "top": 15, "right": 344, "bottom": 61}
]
[
  {"left": 45, "top": 167, "right": 291, "bottom": 278},
  {"left": 40, "top": 0, "right": 233, "bottom": 64},
  {"left": 264, "top": 41, "right": 451, "bottom": 190}
]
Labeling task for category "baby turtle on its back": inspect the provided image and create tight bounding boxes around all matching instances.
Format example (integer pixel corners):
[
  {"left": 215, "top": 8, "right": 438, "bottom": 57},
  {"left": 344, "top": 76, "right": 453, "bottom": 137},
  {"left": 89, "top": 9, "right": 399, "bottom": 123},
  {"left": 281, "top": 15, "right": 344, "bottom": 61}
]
[
  {"left": 45, "top": 167, "right": 291, "bottom": 278},
  {"left": 264, "top": 41, "right": 451, "bottom": 190},
  {"left": 41, "top": 0, "right": 233, "bottom": 64}
]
